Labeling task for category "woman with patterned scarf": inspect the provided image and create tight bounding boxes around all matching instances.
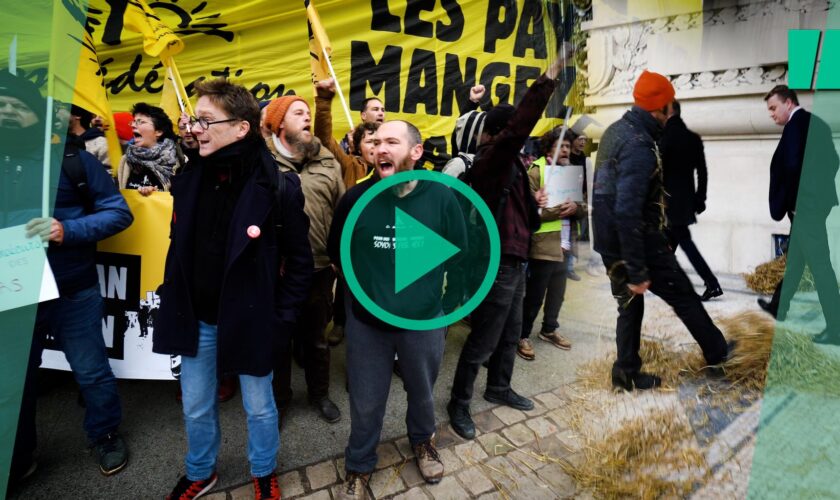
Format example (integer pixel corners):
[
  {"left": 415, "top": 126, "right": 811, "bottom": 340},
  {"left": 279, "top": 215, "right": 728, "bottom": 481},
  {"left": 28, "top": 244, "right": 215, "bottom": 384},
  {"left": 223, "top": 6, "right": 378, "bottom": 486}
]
[{"left": 117, "top": 103, "right": 181, "bottom": 196}]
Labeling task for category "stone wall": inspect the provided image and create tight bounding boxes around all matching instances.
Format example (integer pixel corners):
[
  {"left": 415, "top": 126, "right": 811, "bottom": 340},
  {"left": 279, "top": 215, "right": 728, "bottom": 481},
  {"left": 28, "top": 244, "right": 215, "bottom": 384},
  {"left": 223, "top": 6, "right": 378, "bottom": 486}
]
[{"left": 580, "top": 0, "right": 834, "bottom": 275}]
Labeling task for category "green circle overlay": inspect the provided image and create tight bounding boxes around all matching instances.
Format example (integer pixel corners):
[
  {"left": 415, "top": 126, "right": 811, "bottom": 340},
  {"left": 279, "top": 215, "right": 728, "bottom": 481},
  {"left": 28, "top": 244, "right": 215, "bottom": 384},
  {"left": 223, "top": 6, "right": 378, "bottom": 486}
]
[{"left": 340, "top": 169, "right": 500, "bottom": 330}]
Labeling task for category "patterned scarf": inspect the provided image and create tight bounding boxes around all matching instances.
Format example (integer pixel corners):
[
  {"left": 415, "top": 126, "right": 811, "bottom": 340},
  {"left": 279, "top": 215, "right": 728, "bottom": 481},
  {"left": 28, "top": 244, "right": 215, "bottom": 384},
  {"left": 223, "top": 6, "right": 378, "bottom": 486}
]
[{"left": 125, "top": 138, "right": 178, "bottom": 190}]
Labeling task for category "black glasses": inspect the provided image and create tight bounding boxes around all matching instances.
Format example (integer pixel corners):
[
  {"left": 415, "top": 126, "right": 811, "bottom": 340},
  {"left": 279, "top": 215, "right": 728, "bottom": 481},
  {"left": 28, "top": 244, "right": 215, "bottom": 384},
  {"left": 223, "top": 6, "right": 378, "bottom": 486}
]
[{"left": 187, "top": 116, "right": 238, "bottom": 130}]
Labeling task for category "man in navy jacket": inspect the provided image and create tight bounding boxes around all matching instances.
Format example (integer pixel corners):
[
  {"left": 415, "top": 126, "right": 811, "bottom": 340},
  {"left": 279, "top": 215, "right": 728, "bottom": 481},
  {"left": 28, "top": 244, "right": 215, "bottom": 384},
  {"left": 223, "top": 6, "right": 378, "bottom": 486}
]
[
  {"left": 592, "top": 71, "right": 729, "bottom": 391},
  {"left": 3, "top": 70, "right": 134, "bottom": 484},
  {"left": 760, "top": 85, "right": 840, "bottom": 345}
]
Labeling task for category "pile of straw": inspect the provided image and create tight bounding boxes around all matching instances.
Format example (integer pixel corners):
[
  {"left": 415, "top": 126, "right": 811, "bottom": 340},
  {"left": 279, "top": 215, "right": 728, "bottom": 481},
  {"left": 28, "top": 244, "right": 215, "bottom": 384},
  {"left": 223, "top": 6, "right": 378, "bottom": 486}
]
[
  {"left": 566, "top": 311, "right": 783, "bottom": 498},
  {"left": 718, "top": 310, "right": 840, "bottom": 398},
  {"left": 717, "top": 311, "right": 775, "bottom": 388},
  {"left": 577, "top": 311, "right": 779, "bottom": 393},
  {"left": 566, "top": 309, "right": 840, "bottom": 498},
  {"left": 743, "top": 255, "right": 786, "bottom": 294},
  {"left": 576, "top": 339, "right": 696, "bottom": 392},
  {"left": 742, "top": 255, "right": 816, "bottom": 294},
  {"left": 560, "top": 409, "right": 708, "bottom": 500}
]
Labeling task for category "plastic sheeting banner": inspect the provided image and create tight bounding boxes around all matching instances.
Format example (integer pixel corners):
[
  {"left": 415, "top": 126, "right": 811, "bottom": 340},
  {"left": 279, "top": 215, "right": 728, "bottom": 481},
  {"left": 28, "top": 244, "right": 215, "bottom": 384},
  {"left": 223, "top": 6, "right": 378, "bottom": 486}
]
[{"left": 88, "top": 0, "right": 567, "bottom": 163}]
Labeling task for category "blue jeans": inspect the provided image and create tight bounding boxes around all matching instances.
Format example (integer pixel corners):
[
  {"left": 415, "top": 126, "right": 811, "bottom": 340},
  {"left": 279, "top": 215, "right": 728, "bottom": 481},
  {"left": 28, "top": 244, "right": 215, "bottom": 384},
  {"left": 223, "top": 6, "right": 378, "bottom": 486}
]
[
  {"left": 180, "top": 321, "right": 279, "bottom": 480},
  {"left": 13, "top": 285, "right": 122, "bottom": 479},
  {"left": 344, "top": 304, "right": 445, "bottom": 473},
  {"left": 39, "top": 284, "right": 122, "bottom": 441}
]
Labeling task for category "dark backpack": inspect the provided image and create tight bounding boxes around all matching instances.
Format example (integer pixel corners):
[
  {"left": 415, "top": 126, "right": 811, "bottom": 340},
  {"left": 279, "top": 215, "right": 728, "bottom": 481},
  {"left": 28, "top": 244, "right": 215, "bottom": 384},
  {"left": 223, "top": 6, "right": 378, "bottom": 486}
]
[
  {"left": 60, "top": 145, "right": 95, "bottom": 214},
  {"left": 459, "top": 150, "right": 518, "bottom": 223}
]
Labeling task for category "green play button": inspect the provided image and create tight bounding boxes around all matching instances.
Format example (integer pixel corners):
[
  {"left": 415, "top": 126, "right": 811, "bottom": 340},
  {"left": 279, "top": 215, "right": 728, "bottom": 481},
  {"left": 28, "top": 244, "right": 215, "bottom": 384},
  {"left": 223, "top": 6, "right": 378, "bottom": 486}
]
[
  {"left": 341, "top": 170, "right": 500, "bottom": 330},
  {"left": 394, "top": 207, "right": 461, "bottom": 294}
]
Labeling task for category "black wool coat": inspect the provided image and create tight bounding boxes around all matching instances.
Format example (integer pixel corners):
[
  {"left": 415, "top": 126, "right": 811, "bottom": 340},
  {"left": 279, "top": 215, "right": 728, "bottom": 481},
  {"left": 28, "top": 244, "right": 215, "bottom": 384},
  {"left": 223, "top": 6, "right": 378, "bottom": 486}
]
[
  {"left": 153, "top": 140, "right": 313, "bottom": 376},
  {"left": 661, "top": 116, "right": 707, "bottom": 227}
]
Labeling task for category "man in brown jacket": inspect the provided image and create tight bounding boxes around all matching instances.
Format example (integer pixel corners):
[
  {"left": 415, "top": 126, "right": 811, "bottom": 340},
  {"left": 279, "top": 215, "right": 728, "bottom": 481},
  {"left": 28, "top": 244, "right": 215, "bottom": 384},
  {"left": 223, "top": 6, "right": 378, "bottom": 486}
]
[
  {"left": 264, "top": 95, "right": 346, "bottom": 423},
  {"left": 518, "top": 130, "right": 586, "bottom": 361},
  {"left": 314, "top": 79, "right": 379, "bottom": 189}
]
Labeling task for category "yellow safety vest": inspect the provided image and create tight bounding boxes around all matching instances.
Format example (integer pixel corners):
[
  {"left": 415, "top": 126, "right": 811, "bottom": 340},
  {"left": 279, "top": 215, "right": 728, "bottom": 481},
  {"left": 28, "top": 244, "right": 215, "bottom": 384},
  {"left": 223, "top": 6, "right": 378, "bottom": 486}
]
[{"left": 534, "top": 157, "right": 562, "bottom": 234}]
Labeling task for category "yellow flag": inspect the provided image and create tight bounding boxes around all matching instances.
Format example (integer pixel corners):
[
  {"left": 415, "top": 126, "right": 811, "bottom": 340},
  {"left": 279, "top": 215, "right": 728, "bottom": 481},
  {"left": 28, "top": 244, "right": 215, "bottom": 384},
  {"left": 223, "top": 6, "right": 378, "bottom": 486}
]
[
  {"left": 70, "top": 29, "right": 122, "bottom": 171},
  {"left": 118, "top": 0, "right": 191, "bottom": 120},
  {"left": 306, "top": 0, "right": 332, "bottom": 82},
  {"left": 121, "top": 0, "right": 184, "bottom": 59}
]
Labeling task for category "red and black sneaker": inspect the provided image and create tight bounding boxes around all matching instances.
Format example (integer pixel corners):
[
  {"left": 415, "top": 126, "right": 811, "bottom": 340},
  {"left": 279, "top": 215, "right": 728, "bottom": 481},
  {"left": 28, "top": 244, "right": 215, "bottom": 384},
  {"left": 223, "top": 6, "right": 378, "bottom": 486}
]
[
  {"left": 253, "top": 472, "right": 281, "bottom": 500},
  {"left": 166, "top": 472, "right": 218, "bottom": 500}
]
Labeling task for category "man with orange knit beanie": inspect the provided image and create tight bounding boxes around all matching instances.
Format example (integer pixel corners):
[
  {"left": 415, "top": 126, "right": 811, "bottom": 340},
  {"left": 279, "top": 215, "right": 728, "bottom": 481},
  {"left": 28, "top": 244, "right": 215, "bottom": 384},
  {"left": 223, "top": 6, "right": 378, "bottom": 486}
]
[
  {"left": 263, "top": 95, "right": 345, "bottom": 424},
  {"left": 592, "top": 70, "right": 731, "bottom": 391}
]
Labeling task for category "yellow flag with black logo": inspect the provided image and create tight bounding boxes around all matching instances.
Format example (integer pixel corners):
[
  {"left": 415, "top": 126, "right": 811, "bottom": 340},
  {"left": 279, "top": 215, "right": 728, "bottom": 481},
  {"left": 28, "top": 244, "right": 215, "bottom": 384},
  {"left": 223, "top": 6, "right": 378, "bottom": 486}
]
[
  {"left": 306, "top": 0, "right": 332, "bottom": 83},
  {"left": 100, "top": 0, "right": 184, "bottom": 59}
]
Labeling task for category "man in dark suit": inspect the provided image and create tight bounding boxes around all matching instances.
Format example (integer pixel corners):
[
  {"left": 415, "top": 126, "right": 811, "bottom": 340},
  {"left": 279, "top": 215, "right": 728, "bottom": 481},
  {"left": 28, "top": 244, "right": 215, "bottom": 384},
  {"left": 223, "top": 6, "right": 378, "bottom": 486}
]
[
  {"left": 662, "top": 100, "right": 722, "bottom": 301},
  {"left": 760, "top": 85, "right": 840, "bottom": 345}
]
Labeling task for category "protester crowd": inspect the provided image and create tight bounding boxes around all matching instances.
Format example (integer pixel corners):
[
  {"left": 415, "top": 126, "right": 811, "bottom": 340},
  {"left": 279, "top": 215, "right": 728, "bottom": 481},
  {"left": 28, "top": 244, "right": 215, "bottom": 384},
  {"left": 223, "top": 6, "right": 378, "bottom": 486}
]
[{"left": 1, "top": 38, "right": 812, "bottom": 499}]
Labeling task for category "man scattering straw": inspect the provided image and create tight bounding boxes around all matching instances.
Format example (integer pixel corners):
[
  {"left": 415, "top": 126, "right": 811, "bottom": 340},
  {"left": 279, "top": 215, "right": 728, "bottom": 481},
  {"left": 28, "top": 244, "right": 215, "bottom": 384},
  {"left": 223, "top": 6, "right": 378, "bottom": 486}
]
[{"left": 591, "top": 70, "right": 733, "bottom": 391}]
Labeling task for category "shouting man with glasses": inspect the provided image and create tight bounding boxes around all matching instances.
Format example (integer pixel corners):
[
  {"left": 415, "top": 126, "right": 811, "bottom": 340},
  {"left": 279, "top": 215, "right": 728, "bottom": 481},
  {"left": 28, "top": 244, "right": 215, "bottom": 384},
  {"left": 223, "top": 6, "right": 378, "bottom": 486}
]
[{"left": 154, "top": 78, "right": 313, "bottom": 500}]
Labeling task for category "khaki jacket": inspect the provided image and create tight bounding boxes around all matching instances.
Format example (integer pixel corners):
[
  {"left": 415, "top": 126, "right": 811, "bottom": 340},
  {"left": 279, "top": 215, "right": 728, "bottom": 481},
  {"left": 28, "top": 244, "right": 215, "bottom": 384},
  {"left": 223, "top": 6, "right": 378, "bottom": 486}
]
[
  {"left": 85, "top": 136, "right": 111, "bottom": 168},
  {"left": 271, "top": 137, "right": 345, "bottom": 269},
  {"left": 314, "top": 94, "right": 370, "bottom": 188},
  {"left": 527, "top": 162, "right": 587, "bottom": 262}
]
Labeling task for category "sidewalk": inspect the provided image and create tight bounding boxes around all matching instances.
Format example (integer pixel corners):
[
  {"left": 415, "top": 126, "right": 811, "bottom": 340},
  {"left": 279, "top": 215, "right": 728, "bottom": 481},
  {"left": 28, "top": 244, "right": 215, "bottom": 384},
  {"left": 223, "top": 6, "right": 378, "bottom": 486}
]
[
  {"left": 10, "top": 253, "right": 766, "bottom": 499},
  {"left": 205, "top": 271, "right": 763, "bottom": 500}
]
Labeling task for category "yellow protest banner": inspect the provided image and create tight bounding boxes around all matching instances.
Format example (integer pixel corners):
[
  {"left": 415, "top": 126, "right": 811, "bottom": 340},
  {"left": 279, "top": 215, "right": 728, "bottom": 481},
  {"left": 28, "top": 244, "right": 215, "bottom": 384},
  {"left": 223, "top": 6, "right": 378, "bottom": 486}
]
[
  {"left": 60, "top": 0, "right": 572, "bottom": 167},
  {"left": 98, "top": 189, "right": 170, "bottom": 299},
  {"left": 42, "top": 190, "right": 176, "bottom": 380}
]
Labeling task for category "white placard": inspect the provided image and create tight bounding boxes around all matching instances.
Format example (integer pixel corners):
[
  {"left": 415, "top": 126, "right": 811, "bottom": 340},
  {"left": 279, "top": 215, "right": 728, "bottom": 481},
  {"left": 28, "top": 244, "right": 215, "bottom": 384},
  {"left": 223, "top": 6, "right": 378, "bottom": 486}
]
[
  {"left": 0, "top": 224, "right": 59, "bottom": 312},
  {"left": 544, "top": 163, "right": 584, "bottom": 207}
]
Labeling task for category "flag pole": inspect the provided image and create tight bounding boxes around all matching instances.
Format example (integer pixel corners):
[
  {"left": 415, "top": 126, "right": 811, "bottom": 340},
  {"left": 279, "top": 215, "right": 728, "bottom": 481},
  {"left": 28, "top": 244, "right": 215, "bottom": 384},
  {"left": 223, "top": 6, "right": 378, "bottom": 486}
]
[
  {"left": 9, "top": 35, "right": 17, "bottom": 75},
  {"left": 550, "top": 105, "right": 574, "bottom": 167},
  {"left": 167, "top": 57, "right": 194, "bottom": 115},
  {"left": 42, "top": 0, "right": 63, "bottom": 220},
  {"left": 322, "top": 46, "right": 354, "bottom": 129},
  {"left": 166, "top": 59, "right": 186, "bottom": 114}
]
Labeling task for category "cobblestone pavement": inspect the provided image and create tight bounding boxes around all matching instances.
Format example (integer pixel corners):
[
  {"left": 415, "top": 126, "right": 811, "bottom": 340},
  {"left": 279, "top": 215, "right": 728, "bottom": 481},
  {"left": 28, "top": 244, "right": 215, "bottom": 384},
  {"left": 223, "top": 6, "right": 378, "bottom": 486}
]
[
  {"left": 203, "top": 270, "right": 766, "bottom": 499},
  {"left": 11, "top": 250, "right": 771, "bottom": 499}
]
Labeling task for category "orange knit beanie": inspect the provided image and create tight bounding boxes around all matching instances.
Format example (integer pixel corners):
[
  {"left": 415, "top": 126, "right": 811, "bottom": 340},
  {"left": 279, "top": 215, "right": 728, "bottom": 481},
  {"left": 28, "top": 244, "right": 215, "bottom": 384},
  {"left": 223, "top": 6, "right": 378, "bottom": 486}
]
[
  {"left": 633, "top": 70, "right": 675, "bottom": 111},
  {"left": 264, "top": 95, "right": 308, "bottom": 135}
]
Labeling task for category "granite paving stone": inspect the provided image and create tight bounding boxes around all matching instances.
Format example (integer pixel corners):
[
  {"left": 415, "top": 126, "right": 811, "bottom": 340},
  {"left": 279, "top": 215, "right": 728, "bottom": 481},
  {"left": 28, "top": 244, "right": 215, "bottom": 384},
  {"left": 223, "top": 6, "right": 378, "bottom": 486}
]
[
  {"left": 525, "top": 416, "right": 559, "bottom": 438},
  {"left": 393, "top": 486, "right": 432, "bottom": 500},
  {"left": 453, "top": 441, "right": 489, "bottom": 464},
  {"left": 475, "top": 431, "right": 514, "bottom": 457},
  {"left": 375, "top": 442, "right": 403, "bottom": 469},
  {"left": 369, "top": 467, "right": 406, "bottom": 498},
  {"left": 278, "top": 470, "right": 305, "bottom": 498},
  {"left": 305, "top": 460, "right": 337, "bottom": 491},
  {"left": 457, "top": 465, "right": 495, "bottom": 496},
  {"left": 472, "top": 410, "right": 506, "bottom": 434},
  {"left": 501, "top": 422, "right": 536, "bottom": 447},
  {"left": 427, "top": 476, "right": 469, "bottom": 500},
  {"left": 492, "top": 406, "right": 526, "bottom": 425}
]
